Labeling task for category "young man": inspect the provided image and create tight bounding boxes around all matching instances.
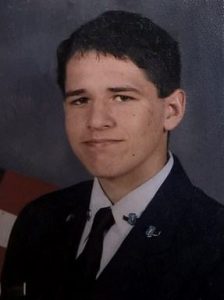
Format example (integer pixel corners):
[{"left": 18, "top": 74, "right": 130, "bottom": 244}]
[{"left": 1, "top": 10, "right": 224, "bottom": 300}]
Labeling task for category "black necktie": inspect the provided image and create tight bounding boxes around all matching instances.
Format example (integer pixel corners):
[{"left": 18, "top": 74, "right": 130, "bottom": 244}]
[{"left": 75, "top": 206, "right": 115, "bottom": 284}]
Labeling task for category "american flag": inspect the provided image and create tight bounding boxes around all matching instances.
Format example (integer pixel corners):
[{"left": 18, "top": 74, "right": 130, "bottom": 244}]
[{"left": 0, "top": 170, "right": 57, "bottom": 273}]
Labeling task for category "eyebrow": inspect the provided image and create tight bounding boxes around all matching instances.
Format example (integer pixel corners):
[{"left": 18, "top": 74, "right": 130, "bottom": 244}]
[
  {"left": 65, "top": 89, "right": 86, "bottom": 98},
  {"left": 65, "top": 86, "right": 141, "bottom": 98},
  {"left": 108, "top": 87, "right": 141, "bottom": 94}
]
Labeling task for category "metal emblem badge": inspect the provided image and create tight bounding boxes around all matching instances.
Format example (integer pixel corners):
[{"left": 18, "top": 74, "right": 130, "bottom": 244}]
[
  {"left": 123, "top": 213, "right": 138, "bottom": 226},
  {"left": 145, "top": 225, "right": 161, "bottom": 238}
]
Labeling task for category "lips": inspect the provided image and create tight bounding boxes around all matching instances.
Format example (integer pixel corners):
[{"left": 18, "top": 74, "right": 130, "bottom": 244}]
[{"left": 82, "top": 139, "right": 123, "bottom": 148}]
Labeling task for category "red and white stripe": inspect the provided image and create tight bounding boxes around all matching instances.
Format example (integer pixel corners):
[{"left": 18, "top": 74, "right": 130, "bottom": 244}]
[{"left": 0, "top": 209, "right": 17, "bottom": 248}]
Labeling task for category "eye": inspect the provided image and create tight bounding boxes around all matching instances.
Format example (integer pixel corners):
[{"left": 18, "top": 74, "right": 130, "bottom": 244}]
[
  {"left": 69, "top": 97, "right": 89, "bottom": 106},
  {"left": 114, "top": 95, "right": 134, "bottom": 102}
]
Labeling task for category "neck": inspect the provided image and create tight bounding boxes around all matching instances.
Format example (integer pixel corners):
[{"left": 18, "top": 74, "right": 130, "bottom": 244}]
[{"left": 98, "top": 152, "right": 168, "bottom": 203}]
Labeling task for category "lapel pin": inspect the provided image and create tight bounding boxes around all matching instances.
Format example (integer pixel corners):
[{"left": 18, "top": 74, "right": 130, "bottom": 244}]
[
  {"left": 123, "top": 213, "right": 138, "bottom": 226},
  {"left": 145, "top": 225, "right": 161, "bottom": 238}
]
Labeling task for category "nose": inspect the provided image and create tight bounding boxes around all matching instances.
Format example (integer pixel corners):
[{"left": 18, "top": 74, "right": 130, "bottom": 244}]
[{"left": 87, "top": 101, "right": 115, "bottom": 130}]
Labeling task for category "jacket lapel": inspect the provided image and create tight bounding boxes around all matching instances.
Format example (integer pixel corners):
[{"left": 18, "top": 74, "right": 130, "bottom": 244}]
[
  {"left": 97, "top": 157, "right": 194, "bottom": 284},
  {"left": 61, "top": 181, "right": 93, "bottom": 261}
]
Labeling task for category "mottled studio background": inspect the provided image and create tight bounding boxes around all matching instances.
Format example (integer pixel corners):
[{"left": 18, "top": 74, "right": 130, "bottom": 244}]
[{"left": 0, "top": 0, "right": 223, "bottom": 202}]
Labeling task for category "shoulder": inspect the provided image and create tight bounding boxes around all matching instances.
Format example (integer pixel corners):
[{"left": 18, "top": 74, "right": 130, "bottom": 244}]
[
  {"left": 21, "top": 180, "right": 93, "bottom": 212},
  {"left": 168, "top": 155, "right": 224, "bottom": 240},
  {"left": 171, "top": 155, "right": 223, "bottom": 211},
  {"left": 187, "top": 186, "right": 224, "bottom": 235},
  {"left": 13, "top": 180, "right": 93, "bottom": 232},
  {"left": 172, "top": 175, "right": 224, "bottom": 255}
]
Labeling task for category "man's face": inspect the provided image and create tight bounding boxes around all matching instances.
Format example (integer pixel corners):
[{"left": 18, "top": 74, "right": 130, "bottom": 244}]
[{"left": 64, "top": 51, "right": 170, "bottom": 183}]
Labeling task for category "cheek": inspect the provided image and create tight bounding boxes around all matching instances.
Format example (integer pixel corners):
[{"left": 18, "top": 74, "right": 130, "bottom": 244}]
[
  {"left": 124, "top": 110, "right": 149, "bottom": 135},
  {"left": 126, "top": 114, "right": 151, "bottom": 148},
  {"left": 127, "top": 108, "right": 163, "bottom": 149},
  {"left": 65, "top": 117, "right": 79, "bottom": 143},
  {"left": 65, "top": 112, "right": 82, "bottom": 132},
  {"left": 145, "top": 106, "right": 165, "bottom": 130},
  {"left": 65, "top": 117, "right": 73, "bottom": 135}
]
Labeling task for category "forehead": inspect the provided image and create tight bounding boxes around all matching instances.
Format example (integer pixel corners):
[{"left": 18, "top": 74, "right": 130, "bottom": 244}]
[
  {"left": 65, "top": 51, "right": 156, "bottom": 92},
  {"left": 66, "top": 51, "right": 142, "bottom": 75}
]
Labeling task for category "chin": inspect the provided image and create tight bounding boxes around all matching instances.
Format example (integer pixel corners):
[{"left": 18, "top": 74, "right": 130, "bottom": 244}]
[
  {"left": 84, "top": 164, "right": 120, "bottom": 179},
  {"left": 87, "top": 169, "right": 116, "bottom": 179}
]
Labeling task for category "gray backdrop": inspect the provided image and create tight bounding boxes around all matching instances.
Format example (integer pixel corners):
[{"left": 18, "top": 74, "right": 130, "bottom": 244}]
[{"left": 0, "top": 0, "right": 223, "bottom": 203}]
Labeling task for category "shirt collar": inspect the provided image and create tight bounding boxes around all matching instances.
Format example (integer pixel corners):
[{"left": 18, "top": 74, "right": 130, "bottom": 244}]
[{"left": 89, "top": 152, "right": 174, "bottom": 235}]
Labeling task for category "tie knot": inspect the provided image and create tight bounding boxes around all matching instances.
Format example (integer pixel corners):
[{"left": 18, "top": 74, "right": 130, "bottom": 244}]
[{"left": 90, "top": 207, "right": 114, "bottom": 235}]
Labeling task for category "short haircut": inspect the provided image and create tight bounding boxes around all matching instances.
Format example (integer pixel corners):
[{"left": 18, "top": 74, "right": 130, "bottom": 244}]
[{"left": 57, "top": 10, "right": 181, "bottom": 98}]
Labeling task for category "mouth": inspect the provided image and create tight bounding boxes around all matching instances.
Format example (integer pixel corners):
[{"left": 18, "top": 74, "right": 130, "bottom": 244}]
[{"left": 82, "top": 139, "right": 124, "bottom": 148}]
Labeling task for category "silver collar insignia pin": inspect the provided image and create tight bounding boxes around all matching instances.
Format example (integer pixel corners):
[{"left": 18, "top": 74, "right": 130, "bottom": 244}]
[
  {"left": 123, "top": 213, "right": 138, "bottom": 226},
  {"left": 145, "top": 225, "right": 161, "bottom": 238}
]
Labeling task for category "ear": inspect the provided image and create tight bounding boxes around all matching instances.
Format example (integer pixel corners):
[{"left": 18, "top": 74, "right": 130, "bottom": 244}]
[{"left": 163, "top": 89, "right": 186, "bottom": 131}]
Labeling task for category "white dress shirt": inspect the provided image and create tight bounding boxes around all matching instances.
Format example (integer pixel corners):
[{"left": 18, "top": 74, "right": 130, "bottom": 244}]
[{"left": 77, "top": 153, "right": 174, "bottom": 277}]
